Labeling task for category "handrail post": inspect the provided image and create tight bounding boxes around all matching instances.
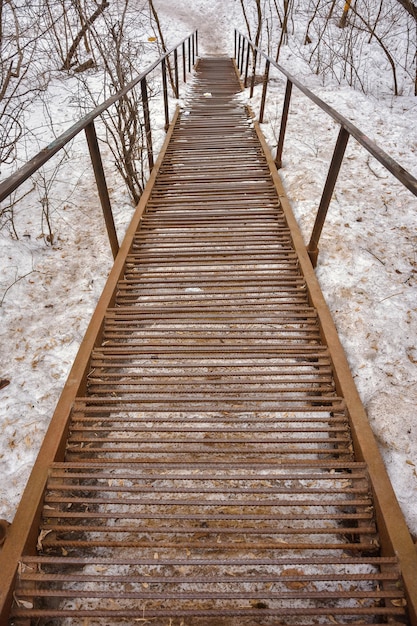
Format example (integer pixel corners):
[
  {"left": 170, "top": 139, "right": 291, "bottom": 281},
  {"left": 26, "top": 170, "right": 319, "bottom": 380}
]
[
  {"left": 307, "top": 126, "right": 350, "bottom": 267},
  {"left": 161, "top": 58, "right": 169, "bottom": 132},
  {"left": 195, "top": 30, "right": 198, "bottom": 57},
  {"left": 192, "top": 32, "right": 195, "bottom": 66},
  {"left": 188, "top": 36, "right": 191, "bottom": 73},
  {"left": 240, "top": 38, "right": 245, "bottom": 74},
  {"left": 275, "top": 78, "right": 293, "bottom": 169},
  {"left": 244, "top": 40, "right": 250, "bottom": 87},
  {"left": 84, "top": 121, "right": 119, "bottom": 259},
  {"left": 242, "top": 39, "right": 247, "bottom": 74},
  {"left": 237, "top": 34, "right": 242, "bottom": 72},
  {"left": 182, "top": 41, "right": 186, "bottom": 83},
  {"left": 141, "top": 77, "right": 154, "bottom": 172},
  {"left": 173, "top": 49, "right": 179, "bottom": 98},
  {"left": 249, "top": 48, "right": 258, "bottom": 98},
  {"left": 259, "top": 59, "right": 270, "bottom": 124}
]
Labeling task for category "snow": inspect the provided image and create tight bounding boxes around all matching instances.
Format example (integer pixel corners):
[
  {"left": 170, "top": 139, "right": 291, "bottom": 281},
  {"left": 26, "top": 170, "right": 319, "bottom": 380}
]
[
  {"left": 251, "top": 57, "right": 417, "bottom": 534},
  {"left": 1, "top": 0, "right": 416, "bottom": 541}
]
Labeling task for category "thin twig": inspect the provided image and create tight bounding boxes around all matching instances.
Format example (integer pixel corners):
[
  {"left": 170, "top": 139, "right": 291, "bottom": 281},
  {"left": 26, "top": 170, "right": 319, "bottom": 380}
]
[
  {"left": 378, "top": 291, "right": 404, "bottom": 303},
  {"left": 366, "top": 156, "right": 386, "bottom": 180},
  {"left": 0, "top": 270, "right": 38, "bottom": 307},
  {"left": 363, "top": 247, "right": 385, "bottom": 265}
]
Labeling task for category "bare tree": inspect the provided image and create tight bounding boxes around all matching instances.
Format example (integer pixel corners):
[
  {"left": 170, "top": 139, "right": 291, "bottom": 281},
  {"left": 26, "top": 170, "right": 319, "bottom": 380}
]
[
  {"left": 338, "top": 0, "right": 352, "bottom": 28},
  {"left": 393, "top": 0, "right": 417, "bottom": 94},
  {"left": 348, "top": 1, "right": 399, "bottom": 94},
  {"left": 304, "top": 0, "right": 324, "bottom": 44},
  {"left": 240, "top": 0, "right": 254, "bottom": 40},
  {"left": 147, "top": 0, "right": 176, "bottom": 93},
  {"left": 76, "top": 0, "right": 150, "bottom": 204},
  {"left": 0, "top": 1, "right": 47, "bottom": 174},
  {"left": 395, "top": 0, "right": 417, "bottom": 19},
  {"left": 239, "top": 0, "right": 263, "bottom": 86},
  {"left": 254, "top": 0, "right": 263, "bottom": 49},
  {"left": 275, "top": 0, "right": 293, "bottom": 61},
  {"left": 61, "top": 0, "right": 109, "bottom": 70}
]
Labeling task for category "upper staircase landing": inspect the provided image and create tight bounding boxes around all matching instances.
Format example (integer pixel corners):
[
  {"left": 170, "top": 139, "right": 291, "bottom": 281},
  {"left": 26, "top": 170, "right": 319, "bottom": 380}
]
[{"left": 5, "top": 57, "right": 416, "bottom": 625}]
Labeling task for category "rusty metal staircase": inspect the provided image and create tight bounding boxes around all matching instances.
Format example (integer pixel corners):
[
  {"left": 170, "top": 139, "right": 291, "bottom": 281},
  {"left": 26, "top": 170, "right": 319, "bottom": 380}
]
[{"left": 6, "top": 58, "right": 416, "bottom": 624}]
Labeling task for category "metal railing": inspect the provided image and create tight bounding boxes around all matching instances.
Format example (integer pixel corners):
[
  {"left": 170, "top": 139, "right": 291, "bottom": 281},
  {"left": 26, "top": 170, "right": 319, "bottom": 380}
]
[
  {"left": 234, "top": 30, "right": 417, "bottom": 266},
  {"left": 0, "top": 31, "right": 198, "bottom": 259}
]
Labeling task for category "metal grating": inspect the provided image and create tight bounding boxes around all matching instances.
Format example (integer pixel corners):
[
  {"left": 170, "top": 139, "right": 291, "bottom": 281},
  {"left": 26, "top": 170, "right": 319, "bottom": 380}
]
[{"left": 10, "top": 58, "right": 408, "bottom": 625}]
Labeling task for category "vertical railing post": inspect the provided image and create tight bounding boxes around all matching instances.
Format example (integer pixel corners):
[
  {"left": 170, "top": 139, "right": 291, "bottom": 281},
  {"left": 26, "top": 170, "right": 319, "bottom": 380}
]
[
  {"left": 237, "top": 34, "right": 242, "bottom": 72},
  {"left": 188, "top": 36, "right": 191, "bottom": 73},
  {"left": 182, "top": 41, "right": 186, "bottom": 83},
  {"left": 307, "top": 126, "right": 350, "bottom": 267},
  {"left": 244, "top": 40, "right": 250, "bottom": 87},
  {"left": 195, "top": 30, "right": 198, "bottom": 57},
  {"left": 141, "top": 77, "right": 154, "bottom": 172},
  {"left": 250, "top": 48, "right": 258, "bottom": 98},
  {"left": 259, "top": 58, "right": 270, "bottom": 124},
  {"left": 173, "top": 48, "right": 179, "bottom": 98},
  {"left": 242, "top": 39, "right": 247, "bottom": 74},
  {"left": 275, "top": 78, "right": 293, "bottom": 170},
  {"left": 84, "top": 121, "right": 119, "bottom": 259},
  {"left": 161, "top": 58, "right": 169, "bottom": 132},
  {"left": 192, "top": 33, "right": 195, "bottom": 66},
  {"left": 240, "top": 38, "right": 245, "bottom": 74}
]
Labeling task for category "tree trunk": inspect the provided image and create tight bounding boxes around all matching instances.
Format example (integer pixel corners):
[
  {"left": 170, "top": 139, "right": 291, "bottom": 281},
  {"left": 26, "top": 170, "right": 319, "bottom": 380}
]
[
  {"left": 254, "top": 0, "right": 262, "bottom": 47},
  {"left": 62, "top": 0, "right": 109, "bottom": 70},
  {"left": 395, "top": 0, "right": 417, "bottom": 20},
  {"left": 239, "top": 0, "right": 252, "bottom": 40},
  {"left": 148, "top": 0, "right": 176, "bottom": 94},
  {"left": 74, "top": 0, "right": 91, "bottom": 54},
  {"left": 339, "top": 0, "right": 351, "bottom": 28},
  {"left": 395, "top": 0, "right": 417, "bottom": 94},
  {"left": 368, "top": 0, "right": 383, "bottom": 43},
  {"left": 276, "top": 0, "right": 292, "bottom": 62}
]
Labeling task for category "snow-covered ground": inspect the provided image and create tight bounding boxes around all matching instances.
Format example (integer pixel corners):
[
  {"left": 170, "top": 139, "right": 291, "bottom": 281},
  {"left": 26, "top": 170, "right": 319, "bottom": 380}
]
[
  {"left": 0, "top": 0, "right": 416, "bottom": 540},
  {"left": 249, "top": 42, "right": 417, "bottom": 537}
]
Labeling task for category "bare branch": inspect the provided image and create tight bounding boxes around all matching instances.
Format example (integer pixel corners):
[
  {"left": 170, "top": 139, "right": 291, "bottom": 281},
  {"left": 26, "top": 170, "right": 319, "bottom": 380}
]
[{"left": 62, "top": 0, "right": 109, "bottom": 70}]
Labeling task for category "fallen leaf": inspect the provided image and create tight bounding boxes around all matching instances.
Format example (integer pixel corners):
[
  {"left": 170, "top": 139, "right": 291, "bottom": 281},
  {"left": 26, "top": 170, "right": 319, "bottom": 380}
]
[
  {"left": 281, "top": 568, "right": 308, "bottom": 590},
  {"left": 37, "top": 529, "right": 52, "bottom": 551}
]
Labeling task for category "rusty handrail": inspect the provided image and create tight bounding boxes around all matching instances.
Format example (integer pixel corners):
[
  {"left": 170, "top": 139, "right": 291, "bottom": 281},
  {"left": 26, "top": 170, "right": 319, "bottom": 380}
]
[
  {"left": 234, "top": 30, "right": 417, "bottom": 266},
  {"left": 0, "top": 31, "right": 198, "bottom": 258}
]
